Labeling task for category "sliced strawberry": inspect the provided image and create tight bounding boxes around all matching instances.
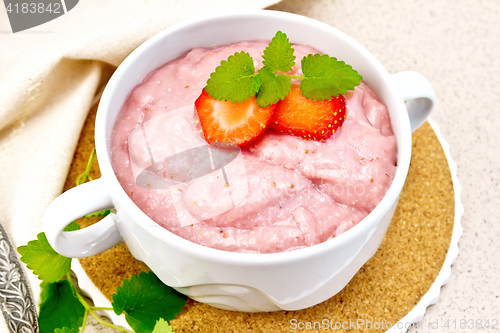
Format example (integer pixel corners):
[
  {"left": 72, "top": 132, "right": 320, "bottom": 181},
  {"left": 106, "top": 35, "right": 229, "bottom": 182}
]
[
  {"left": 195, "top": 89, "right": 276, "bottom": 146},
  {"left": 270, "top": 84, "right": 346, "bottom": 141}
]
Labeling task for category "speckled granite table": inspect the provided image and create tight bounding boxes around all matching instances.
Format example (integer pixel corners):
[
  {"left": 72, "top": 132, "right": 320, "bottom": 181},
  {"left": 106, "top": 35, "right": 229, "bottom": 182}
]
[{"left": 79, "top": 0, "right": 499, "bottom": 332}]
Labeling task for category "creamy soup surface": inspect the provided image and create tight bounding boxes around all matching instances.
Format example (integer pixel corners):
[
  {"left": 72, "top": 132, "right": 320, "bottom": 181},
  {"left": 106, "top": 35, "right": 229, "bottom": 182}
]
[{"left": 110, "top": 41, "right": 397, "bottom": 253}]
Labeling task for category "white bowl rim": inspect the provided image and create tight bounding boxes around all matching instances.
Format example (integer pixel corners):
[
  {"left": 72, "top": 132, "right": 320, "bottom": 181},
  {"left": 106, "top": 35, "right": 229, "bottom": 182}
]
[{"left": 95, "top": 10, "right": 412, "bottom": 266}]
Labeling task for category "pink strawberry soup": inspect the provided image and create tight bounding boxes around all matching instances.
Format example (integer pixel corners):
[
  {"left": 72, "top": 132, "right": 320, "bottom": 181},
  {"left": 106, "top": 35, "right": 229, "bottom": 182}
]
[{"left": 110, "top": 41, "right": 397, "bottom": 253}]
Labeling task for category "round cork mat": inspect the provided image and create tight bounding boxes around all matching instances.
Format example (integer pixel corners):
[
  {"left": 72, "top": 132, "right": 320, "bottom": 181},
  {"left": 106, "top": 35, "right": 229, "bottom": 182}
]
[{"left": 64, "top": 103, "right": 455, "bottom": 333}]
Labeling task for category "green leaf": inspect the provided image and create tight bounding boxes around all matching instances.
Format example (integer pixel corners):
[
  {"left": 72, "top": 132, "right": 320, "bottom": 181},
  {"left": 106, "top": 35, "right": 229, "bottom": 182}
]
[
  {"left": 152, "top": 318, "right": 174, "bottom": 333},
  {"left": 17, "top": 232, "right": 71, "bottom": 283},
  {"left": 112, "top": 271, "right": 186, "bottom": 333},
  {"left": 205, "top": 51, "right": 260, "bottom": 103},
  {"left": 54, "top": 328, "right": 78, "bottom": 333},
  {"left": 63, "top": 221, "right": 81, "bottom": 232},
  {"left": 256, "top": 67, "right": 292, "bottom": 108},
  {"left": 300, "top": 53, "right": 363, "bottom": 100},
  {"left": 39, "top": 281, "right": 85, "bottom": 333},
  {"left": 262, "top": 31, "right": 296, "bottom": 73},
  {"left": 84, "top": 209, "right": 111, "bottom": 219}
]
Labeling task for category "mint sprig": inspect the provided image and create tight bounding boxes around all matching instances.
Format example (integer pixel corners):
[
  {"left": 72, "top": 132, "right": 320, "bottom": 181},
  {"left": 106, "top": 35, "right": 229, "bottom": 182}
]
[
  {"left": 55, "top": 328, "right": 78, "bottom": 333},
  {"left": 152, "top": 319, "right": 174, "bottom": 333},
  {"left": 18, "top": 232, "right": 73, "bottom": 283},
  {"left": 39, "top": 280, "right": 86, "bottom": 333},
  {"left": 205, "top": 51, "right": 261, "bottom": 103},
  {"left": 262, "top": 30, "right": 296, "bottom": 72},
  {"left": 18, "top": 233, "right": 182, "bottom": 333},
  {"left": 17, "top": 149, "right": 183, "bottom": 333},
  {"left": 300, "top": 53, "right": 363, "bottom": 100},
  {"left": 205, "top": 31, "right": 362, "bottom": 108},
  {"left": 112, "top": 271, "right": 186, "bottom": 333},
  {"left": 256, "top": 67, "right": 292, "bottom": 107}
]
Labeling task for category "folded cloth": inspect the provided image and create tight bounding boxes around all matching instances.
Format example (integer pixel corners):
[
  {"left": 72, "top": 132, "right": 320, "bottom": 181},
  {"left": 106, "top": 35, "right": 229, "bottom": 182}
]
[{"left": 0, "top": 0, "right": 280, "bottom": 331}]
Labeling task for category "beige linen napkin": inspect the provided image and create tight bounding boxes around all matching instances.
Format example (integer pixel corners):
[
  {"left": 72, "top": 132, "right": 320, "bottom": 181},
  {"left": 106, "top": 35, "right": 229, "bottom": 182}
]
[{"left": 0, "top": 0, "right": 280, "bottom": 331}]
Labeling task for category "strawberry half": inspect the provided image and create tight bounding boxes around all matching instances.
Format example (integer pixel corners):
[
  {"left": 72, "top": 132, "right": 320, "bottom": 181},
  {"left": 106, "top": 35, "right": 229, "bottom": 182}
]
[
  {"left": 195, "top": 89, "right": 276, "bottom": 146},
  {"left": 270, "top": 84, "right": 346, "bottom": 141}
]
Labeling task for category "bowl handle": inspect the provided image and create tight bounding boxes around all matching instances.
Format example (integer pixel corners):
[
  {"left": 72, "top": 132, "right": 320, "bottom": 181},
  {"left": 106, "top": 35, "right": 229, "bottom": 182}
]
[
  {"left": 43, "top": 178, "right": 123, "bottom": 258},
  {"left": 390, "top": 71, "right": 436, "bottom": 132}
]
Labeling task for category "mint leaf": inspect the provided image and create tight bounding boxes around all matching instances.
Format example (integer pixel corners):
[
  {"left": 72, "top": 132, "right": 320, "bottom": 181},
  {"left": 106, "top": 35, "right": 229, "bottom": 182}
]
[
  {"left": 204, "top": 31, "right": 362, "bottom": 107},
  {"left": 39, "top": 281, "right": 85, "bottom": 333},
  {"left": 205, "top": 51, "right": 260, "bottom": 103},
  {"left": 300, "top": 53, "right": 363, "bottom": 100},
  {"left": 152, "top": 318, "right": 174, "bottom": 333},
  {"left": 63, "top": 221, "right": 81, "bottom": 232},
  {"left": 256, "top": 67, "right": 292, "bottom": 108},
  {"left": 54, "top": 328, "right": 78, "bottom": 333},
  {"left": 84, "top": 209, "right": 111, "bottom": 218},
  {"left": 262, "top": 31, "right": 295, "bottom": 73},
  {"left": 17, "top": 232, "right": 71, "bottom": 283},
  {"left": 112, "top": 271, "right": 186, "bottom": 333}
]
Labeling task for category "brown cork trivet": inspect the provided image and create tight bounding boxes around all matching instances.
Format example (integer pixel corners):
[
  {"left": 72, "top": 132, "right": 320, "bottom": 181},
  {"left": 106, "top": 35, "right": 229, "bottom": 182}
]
[{"left": 64, "top": 103, "right": 454, "bottom": 332}]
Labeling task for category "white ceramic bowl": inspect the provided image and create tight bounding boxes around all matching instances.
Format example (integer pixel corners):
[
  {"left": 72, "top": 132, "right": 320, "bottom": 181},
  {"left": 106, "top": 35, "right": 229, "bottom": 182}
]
[{"left": 44, "top": 11, "right": 436, "bottom": 312}]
